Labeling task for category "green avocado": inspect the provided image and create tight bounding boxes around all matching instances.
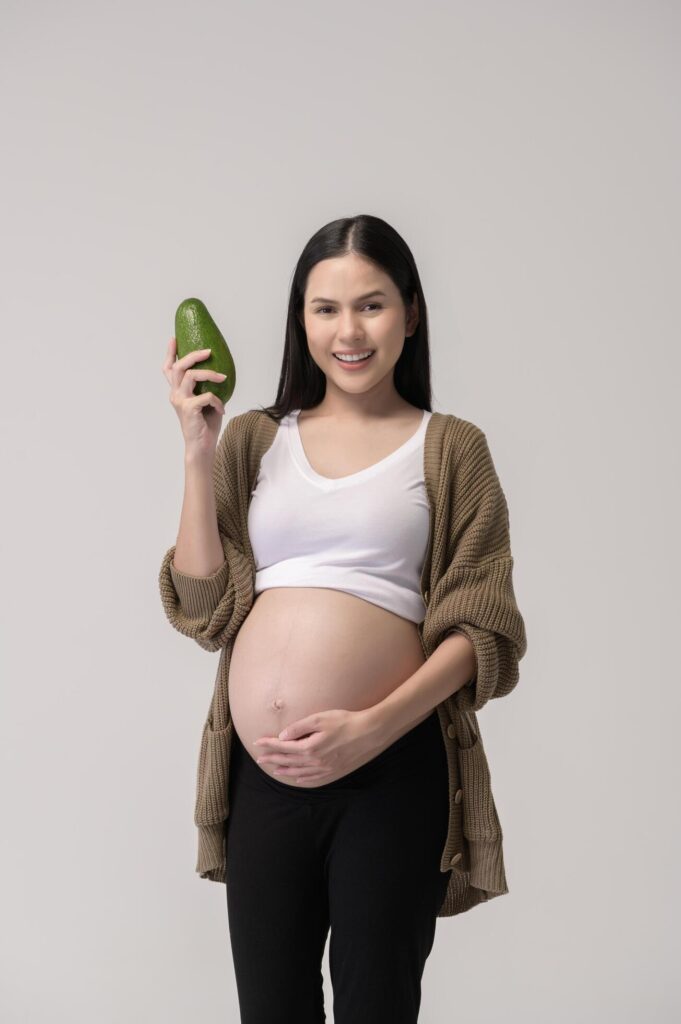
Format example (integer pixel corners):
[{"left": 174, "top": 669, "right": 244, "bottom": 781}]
[{"left": 174, "top": 297, "right": 236, "bottom": 404}]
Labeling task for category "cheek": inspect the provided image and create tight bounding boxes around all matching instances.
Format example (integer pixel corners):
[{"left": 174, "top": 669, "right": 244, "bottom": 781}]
[
  {"left": 305, "top": 326, "right": 334, "bottom": 355},
  {"left": 385, "top": 312, "right": 407, "bottom": 337},
  {"left": 305, "top": 337, "right": 331, "bottom": 370},
  {"left": 369, "top": 317, "right": 400, "bottom": 349}
]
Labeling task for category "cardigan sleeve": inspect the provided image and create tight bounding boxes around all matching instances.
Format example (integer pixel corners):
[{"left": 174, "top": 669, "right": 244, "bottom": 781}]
[
  {"left": 158, "top": 415, "right": 254, "bottom": 653},
  {"left": 425, "top": 426, "right": 527, "bottom": 713}
]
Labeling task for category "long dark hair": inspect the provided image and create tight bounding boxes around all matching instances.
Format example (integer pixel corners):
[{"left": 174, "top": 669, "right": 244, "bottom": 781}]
[{"left": 254, "top": 214, "right": 432, "bottom": 423}]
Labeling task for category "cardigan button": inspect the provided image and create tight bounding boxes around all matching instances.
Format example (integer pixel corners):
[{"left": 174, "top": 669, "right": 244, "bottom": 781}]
[
  {"left": 454, "top": 788, "right": 463, "bottom": 804},
  {"left": 449, "top": 852, "right": 463, "bottom": 867},
  {"left": 424, "top": 589, "right": 429, "bottom": 602},
  {"left": 447, "top": 723, "right": 456, "bottom": 739}
]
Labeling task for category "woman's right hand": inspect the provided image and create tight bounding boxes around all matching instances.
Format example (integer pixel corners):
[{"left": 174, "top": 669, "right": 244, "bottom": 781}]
[{"left": 162, "top": 337, "right": 228, "bottom": 459}]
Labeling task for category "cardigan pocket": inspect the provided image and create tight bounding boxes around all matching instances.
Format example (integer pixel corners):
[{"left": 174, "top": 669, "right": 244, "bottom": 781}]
[
  {"left": 194, "top": 717, "right": 233, "bottom": 827},
  {"left": 456, "top": 734, "right": 503, "bottom": 841}
]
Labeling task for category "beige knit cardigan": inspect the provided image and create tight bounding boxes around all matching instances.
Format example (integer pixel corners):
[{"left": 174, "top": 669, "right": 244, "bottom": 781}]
[{"left": 158, "top": 407, "right": 527, "bottom": 918}]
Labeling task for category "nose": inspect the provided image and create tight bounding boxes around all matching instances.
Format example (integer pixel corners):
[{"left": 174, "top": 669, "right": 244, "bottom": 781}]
[{"left": 336, "top": 311, "right": 365, "bottom": 342}]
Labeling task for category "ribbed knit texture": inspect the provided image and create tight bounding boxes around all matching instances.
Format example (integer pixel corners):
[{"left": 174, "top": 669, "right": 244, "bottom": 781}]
[{"left": 158, "top": 408, "right": 527, "bottom": 918}]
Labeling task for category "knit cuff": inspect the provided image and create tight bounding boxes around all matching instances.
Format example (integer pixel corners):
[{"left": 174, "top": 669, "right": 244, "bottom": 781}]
[
  {"left": 451, "top": 626, "right": 499, "bottom": 713},
  {"left": 169, "top": 556, "right": 230, "bottom": 621}
]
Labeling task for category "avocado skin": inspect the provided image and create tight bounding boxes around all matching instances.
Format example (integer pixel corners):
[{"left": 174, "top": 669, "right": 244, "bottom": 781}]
[{"left": 174, "top": 298, "right": 236, "bottom": 404}]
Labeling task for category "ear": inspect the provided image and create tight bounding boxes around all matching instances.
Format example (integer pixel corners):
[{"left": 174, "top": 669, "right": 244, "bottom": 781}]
[{"left": 406, "top": 293, "right": 419, "bottom": 337}]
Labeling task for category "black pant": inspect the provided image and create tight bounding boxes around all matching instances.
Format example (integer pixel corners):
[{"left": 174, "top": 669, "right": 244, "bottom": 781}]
[{"left": 224, "top": 708, "right": 451, "bottom": 1024}]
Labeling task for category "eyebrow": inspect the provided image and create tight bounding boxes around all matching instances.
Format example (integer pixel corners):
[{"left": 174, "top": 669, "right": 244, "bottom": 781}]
[{"left": 309, "top": 290, "right": 387, "bottom": 304}]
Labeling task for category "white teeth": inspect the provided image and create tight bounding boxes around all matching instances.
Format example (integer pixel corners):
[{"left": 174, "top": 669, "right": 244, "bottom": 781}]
[{"left": 334, "top": 351, "right": 374, "bottom": 362}]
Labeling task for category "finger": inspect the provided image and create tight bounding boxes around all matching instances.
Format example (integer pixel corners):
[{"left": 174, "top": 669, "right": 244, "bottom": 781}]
[
  {"left": 274, "top": 770, "right": 330, "bottom": 781},
  {"left": 176, "top": 345, "right": 212, "bottom": 368},
  {"left": 162, "top": 337, "right": 178, "bottom": 382},
  {"left": 191, "top": 392, "right": 225, "bottom": 417},
  {"left": 213, "top": 393, "right": 227, "bottom": 416},
  {"left": 178, "top": 390, "right": 225, "bottom": 421},
  {"left": 256, "top": 737, "right": 318, "bottom": 755},
  {"left": 177, "top": 369, "right": 227, "bottom": 400},
  {"left": 168, "top": 346, "right": 213, "bottom": 388},
  {"left": 266, "top": 755, "right": 325, "bottom": 769},
  {"left": 165, "top": 340, "right": 209, "bottom": 387},
  {"left": 293, "top": 772, "right": 333, "bottom": 785}
]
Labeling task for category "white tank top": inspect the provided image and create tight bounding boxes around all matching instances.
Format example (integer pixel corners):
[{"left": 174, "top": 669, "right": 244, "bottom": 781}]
[{"left": 247, "top": 408, "right": 433, "bottom": 624}]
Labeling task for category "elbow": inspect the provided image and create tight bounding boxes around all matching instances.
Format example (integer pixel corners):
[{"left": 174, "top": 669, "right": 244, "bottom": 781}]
[{"left": 158, "top": 540, "right": 253, "bottom": 652}]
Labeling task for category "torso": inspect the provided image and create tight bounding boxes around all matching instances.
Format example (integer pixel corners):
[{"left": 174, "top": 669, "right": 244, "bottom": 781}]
[{"left": 227, "top": 405, "right": 431, "bottom": 785}]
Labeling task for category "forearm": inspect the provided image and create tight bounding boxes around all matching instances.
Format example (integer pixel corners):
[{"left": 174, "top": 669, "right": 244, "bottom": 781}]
[
  {"left": 366, "top": 631, "right": 477, "bottom": 745},
  {"left": 172, "top": 452, "right": 225, "bottom": 577}
]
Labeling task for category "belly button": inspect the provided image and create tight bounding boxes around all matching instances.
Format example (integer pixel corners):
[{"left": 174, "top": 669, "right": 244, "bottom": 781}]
[{"left": 271, "top": 697, "right": 284, "bottom": 710}]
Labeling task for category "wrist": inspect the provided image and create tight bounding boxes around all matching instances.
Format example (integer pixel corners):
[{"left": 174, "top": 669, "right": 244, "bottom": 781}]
[
  {"left": 184, "top": 448, "right": 215, "bottom": 472},
  {"left": 359, "top": 703, "right": 393, "bottom": 748}
]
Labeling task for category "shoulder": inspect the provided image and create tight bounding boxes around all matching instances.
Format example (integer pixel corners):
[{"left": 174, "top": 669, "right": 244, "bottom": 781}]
[
  {"left": 216, "top": 409, "right": 279, "bottom": 473},
  {"left": 424, "top": 412, "right": 491, "bottom": 487},
  {"left": 221, "top": 408, "right": 276, "bottom": 444},
  {"left": 224, "top": 407, "right": 271, "bottom": 432},
  {"left": 438, "top": 415, "right": 509, "bottom": 504},
  {"left": 441, "top": 413, "right": 489, "bottom": 463}
]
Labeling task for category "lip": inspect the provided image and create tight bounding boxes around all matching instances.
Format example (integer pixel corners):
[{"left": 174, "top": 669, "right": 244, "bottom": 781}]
[{"left": 332, "top": 350, "right": 376, "bottom": 370}]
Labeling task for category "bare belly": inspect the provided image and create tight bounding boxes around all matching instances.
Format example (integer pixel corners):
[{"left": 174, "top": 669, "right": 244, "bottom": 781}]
[{"left": 228, "top": 587, "right": 429, "bottom": 786}]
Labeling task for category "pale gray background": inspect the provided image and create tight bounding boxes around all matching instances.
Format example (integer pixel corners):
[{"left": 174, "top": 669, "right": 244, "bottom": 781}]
[{"left": 2, "top": 1, "right": 679, "bottom": 1021}]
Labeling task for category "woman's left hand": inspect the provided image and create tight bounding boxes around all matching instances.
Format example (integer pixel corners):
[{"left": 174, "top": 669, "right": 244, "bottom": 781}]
[{"left": 252, "top": 708, "right": 384, "bottom": 785}]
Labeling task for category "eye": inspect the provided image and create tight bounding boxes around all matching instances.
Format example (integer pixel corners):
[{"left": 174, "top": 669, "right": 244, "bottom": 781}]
[{"left": 314, "top": 303, "right": 382, "bottom": 315}]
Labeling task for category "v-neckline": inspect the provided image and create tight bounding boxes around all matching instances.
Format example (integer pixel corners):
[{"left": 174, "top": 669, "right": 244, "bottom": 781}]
[{"left": 288, "top": 408, "right": 430, "bottom": 490}]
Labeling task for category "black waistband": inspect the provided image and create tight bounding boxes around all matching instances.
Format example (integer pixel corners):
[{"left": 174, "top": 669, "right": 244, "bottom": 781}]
[{"left": 231, "top": 707, "right": 442, "bottom": 795}]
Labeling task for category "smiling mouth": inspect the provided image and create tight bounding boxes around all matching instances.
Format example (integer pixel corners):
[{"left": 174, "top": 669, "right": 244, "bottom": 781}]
[{"left": 333, "top": 350, "right": 375, "bottom": 363}]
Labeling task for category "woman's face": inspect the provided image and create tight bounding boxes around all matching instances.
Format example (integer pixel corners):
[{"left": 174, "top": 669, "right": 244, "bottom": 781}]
[{"left": 300, "top": 252, "right": 418, "bottom": 397}]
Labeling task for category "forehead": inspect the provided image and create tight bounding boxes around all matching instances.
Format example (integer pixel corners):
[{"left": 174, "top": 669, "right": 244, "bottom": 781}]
[{"left": 305, "top": 255, "right": 393, "bottom": 299}]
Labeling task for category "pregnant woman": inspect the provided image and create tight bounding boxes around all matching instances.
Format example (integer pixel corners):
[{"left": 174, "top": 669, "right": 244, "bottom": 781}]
[{"left": 159, "top": 214, "right": 527, "bottom": 1024}]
